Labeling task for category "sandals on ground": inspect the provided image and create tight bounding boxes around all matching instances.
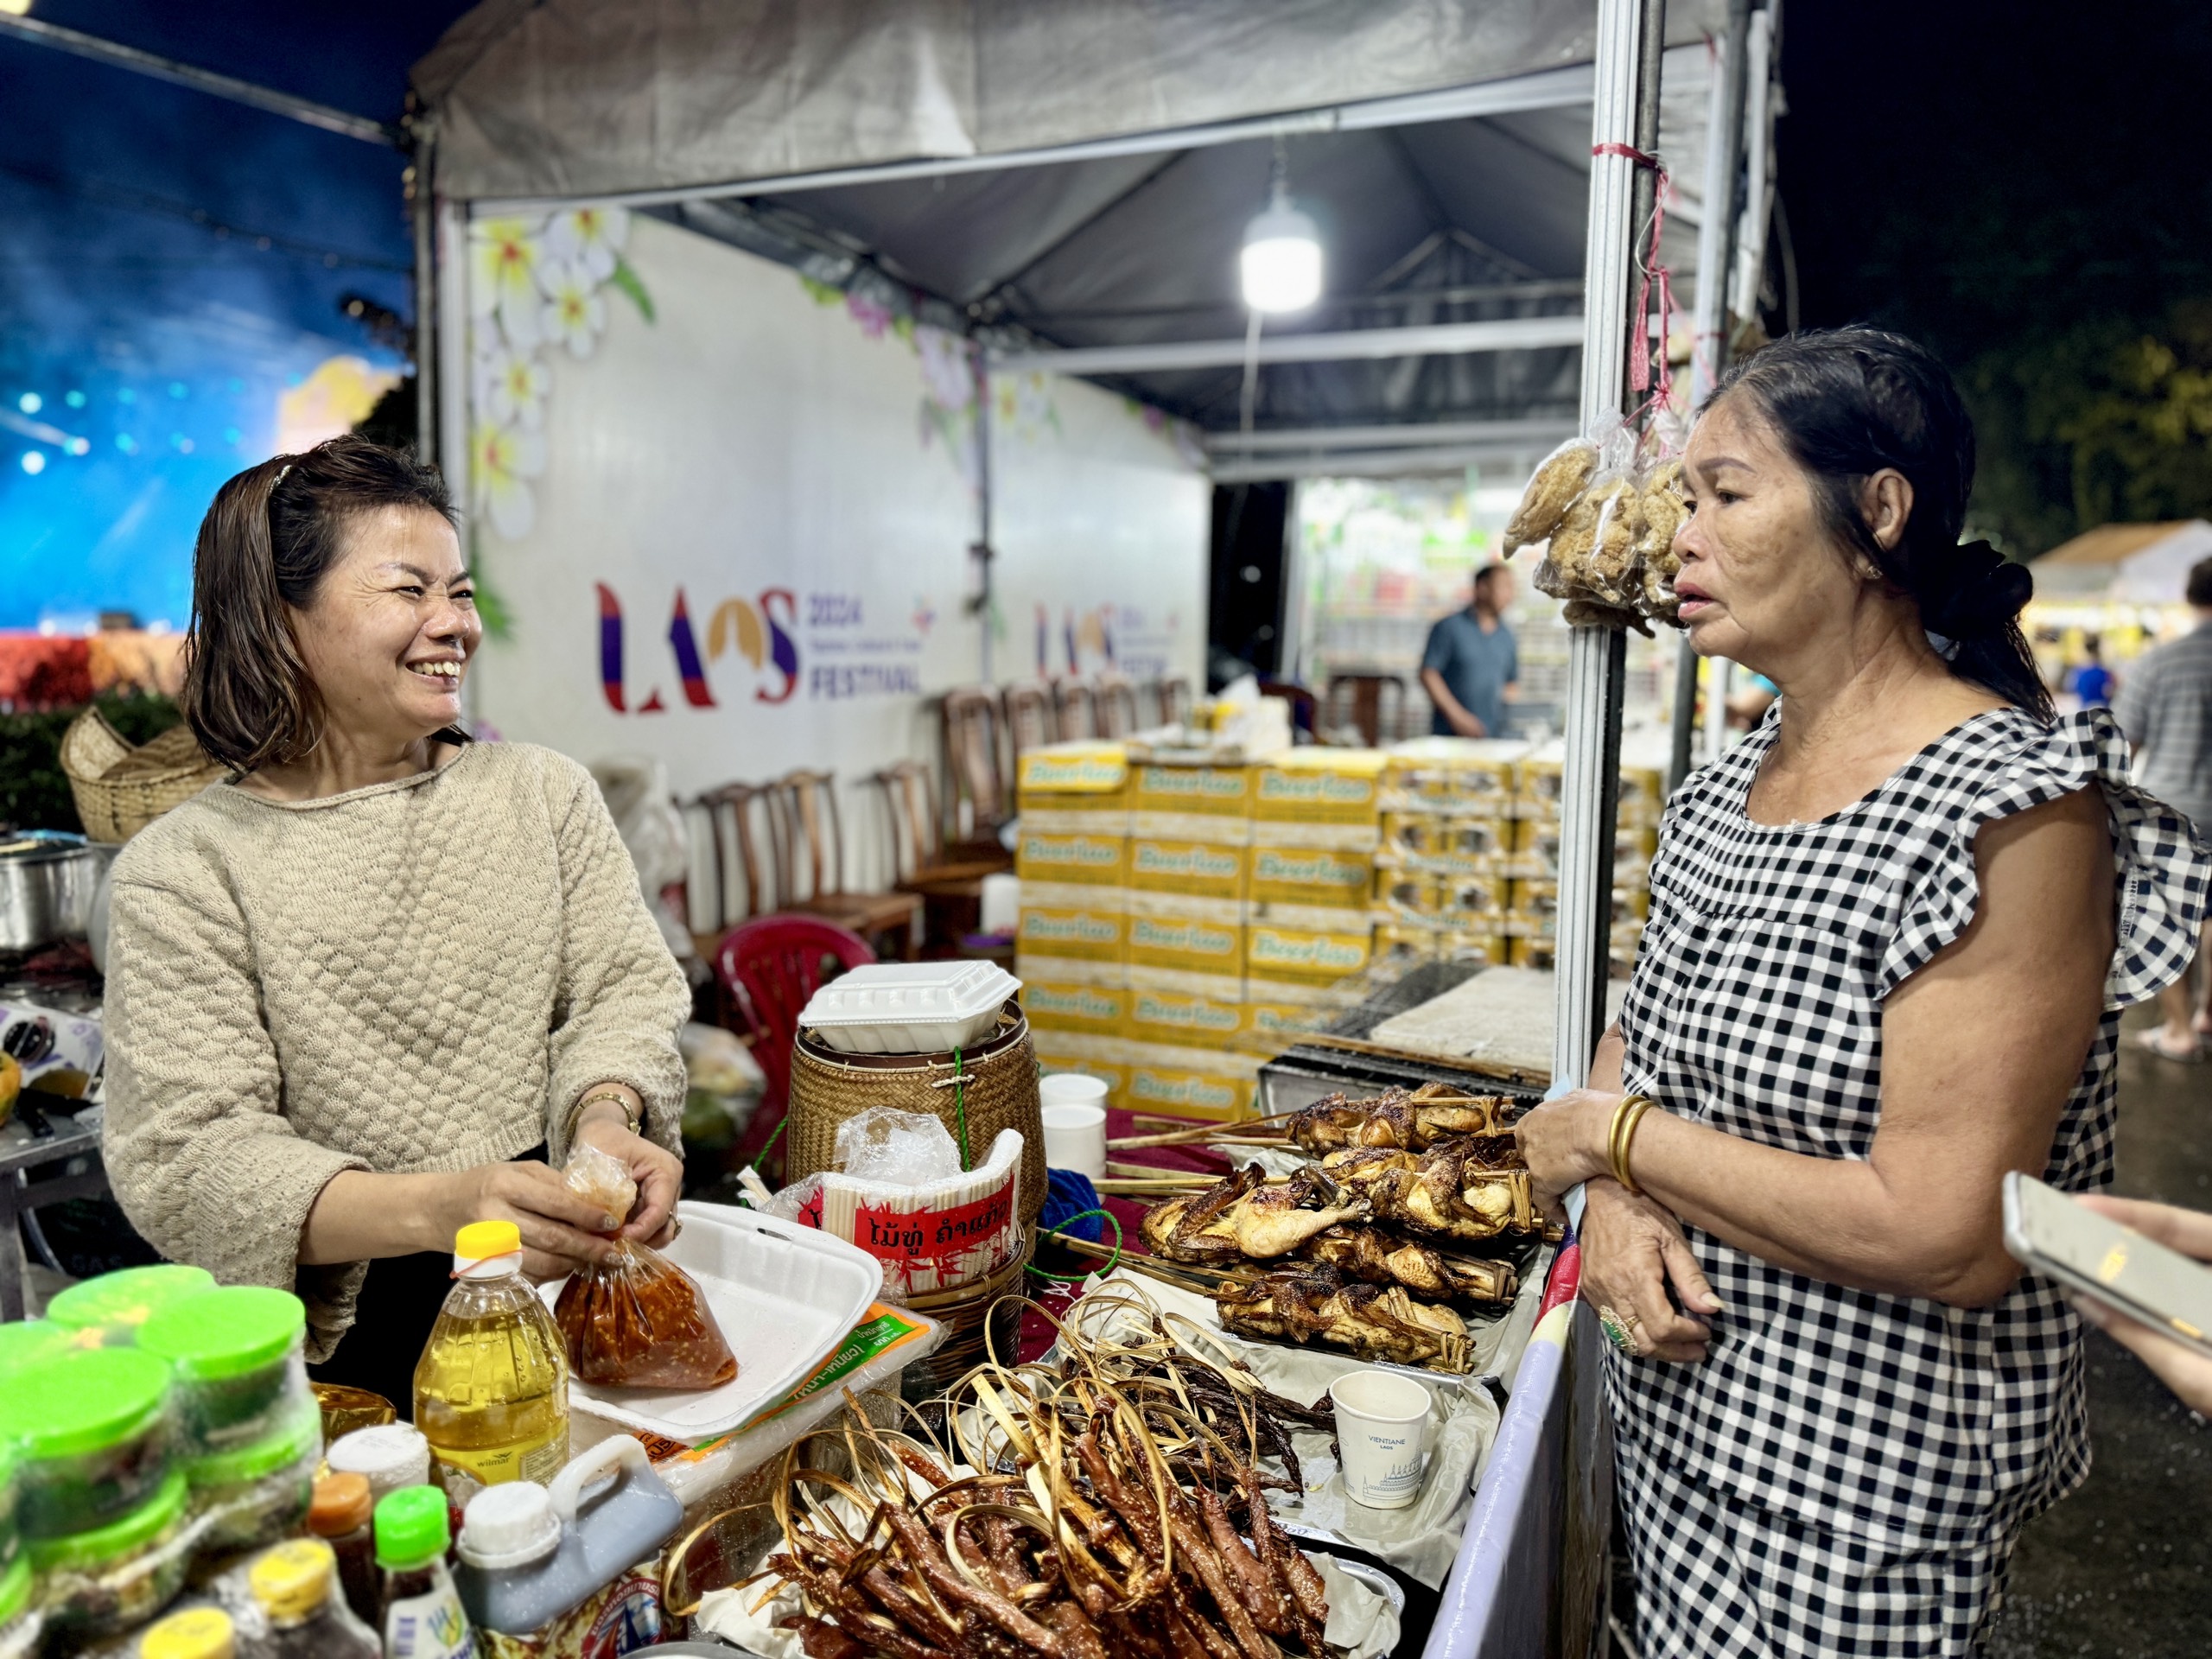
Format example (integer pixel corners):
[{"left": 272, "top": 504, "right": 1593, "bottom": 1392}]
[{"left": 2133, "top": 1027, "right": 2204, "bottom": 1063}]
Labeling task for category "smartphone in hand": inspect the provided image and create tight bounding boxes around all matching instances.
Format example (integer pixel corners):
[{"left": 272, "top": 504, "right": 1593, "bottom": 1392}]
[{"left": 2004, "top": 1172, "right": 2212, "bottom": 1361}]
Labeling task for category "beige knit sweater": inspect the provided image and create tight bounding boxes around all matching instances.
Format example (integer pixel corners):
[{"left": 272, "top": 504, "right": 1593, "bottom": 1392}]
[{"left": 102, "top": 741, "right": 690, "bottom": 1359}]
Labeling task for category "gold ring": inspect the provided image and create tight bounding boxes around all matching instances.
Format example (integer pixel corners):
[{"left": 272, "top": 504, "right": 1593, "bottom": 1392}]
[{"left": 1597, "top": 1305, "right": 1639, "bottom": 1356}]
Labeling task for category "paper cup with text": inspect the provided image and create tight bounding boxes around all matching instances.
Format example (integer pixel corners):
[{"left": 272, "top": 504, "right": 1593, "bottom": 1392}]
[
  {"left": 1039, "top": 1075, "right": 1109, "bottom": 1179},
  {"left": 1327, "top": 1369, "right": 1437, "bottom": 1510}
]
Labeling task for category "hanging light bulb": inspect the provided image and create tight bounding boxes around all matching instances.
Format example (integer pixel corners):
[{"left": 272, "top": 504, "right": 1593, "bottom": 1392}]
[{"left": 1242, "top": 139, "right": 1323, "bottom": 315}]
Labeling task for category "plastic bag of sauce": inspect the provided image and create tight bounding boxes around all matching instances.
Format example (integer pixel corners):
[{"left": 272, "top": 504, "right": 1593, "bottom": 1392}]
[{"left": 553, "top": 1145, "right": 736, "bottom": 1390}]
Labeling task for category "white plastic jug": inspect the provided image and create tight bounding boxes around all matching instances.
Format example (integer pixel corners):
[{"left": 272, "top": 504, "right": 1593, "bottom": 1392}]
[{"left": 451, "top": 1436, "right": 683, "bottom": 1643}]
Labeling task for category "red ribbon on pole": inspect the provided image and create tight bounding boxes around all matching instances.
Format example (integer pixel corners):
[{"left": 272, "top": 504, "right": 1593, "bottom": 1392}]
[{"left": 1592, "top": 141, "right": 1675, "bottom": 409}]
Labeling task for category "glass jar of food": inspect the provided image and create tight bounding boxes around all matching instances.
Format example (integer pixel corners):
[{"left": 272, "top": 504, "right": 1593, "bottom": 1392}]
[
  {"left": 137, "top": 1287, "right": 308, "bottom": 1459},
  {"left": 28, "top": 1467, "right": 194, "bottom": 1643},
  {"left": 182, "top": 1400, "right": 321, "bottom": 1555},
  {"left": 0, "top": 1319, "right": 78, "bottom": 1382},
  {"left": 0, "top": 1348, "right": 173, "bottom": 1540},
  {"left": 46, "top": 1267, "right": 217, "bottom": 1348}
]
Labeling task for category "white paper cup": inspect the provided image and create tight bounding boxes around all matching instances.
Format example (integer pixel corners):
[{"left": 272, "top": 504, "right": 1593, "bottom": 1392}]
[
  {"left": 1039, "top": 1077, "right": 1109, "bottom": 1179},
  {"left": 1327, "top": 1369, "right": 1435, "bottom": 1510}
]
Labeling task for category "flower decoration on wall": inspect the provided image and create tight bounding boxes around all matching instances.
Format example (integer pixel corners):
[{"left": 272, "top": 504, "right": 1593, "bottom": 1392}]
[{"left": 467, "top": 206, "right": 653, "bottom": 541}]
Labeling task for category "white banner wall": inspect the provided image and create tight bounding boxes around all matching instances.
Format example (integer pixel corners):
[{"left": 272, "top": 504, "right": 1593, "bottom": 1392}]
[{"left": 463, "top": 210, "right": 1206, "bottom": 899}]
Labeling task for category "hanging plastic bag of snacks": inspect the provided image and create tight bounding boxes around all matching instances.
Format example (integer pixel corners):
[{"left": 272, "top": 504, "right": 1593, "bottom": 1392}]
[{"left": 551, "top": 1147, "right": 737, "bottom": 1390}]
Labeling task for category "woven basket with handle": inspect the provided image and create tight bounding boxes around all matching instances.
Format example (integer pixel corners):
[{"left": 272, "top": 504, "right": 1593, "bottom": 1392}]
[
  {"left": 786, "top": 1000, "right": 1046, "bottom": 1224},
  {"left": 60, "top": 711, "right": 226, "bottom": 844}
]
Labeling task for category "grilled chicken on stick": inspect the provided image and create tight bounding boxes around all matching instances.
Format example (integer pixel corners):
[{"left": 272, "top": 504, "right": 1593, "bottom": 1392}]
[
  {"left": 1285, "top": 1082, "right": 1516, "bottom": 1156},
  {"left": 1302, "top": 1224, "right": 1518, "bottom": 1305},
  {"left": 1215, "top": 1261, "right": 1473, "bottom": 1374},
  {"left": 1322, "top": 1135, "right": 1540, "bottom": 1245},
  {"left": 1137, "top": 1164, "right": 1367, "bottom": 1267}
]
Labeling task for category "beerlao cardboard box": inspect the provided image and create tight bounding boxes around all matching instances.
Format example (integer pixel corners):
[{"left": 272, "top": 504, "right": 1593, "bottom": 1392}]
[
  {"left": 1126, "top": 833, "right": 1249, "bottom": 902},
  {"left": 1015, "top": 826, "right": 1129, "bottom": 887},
  {"left": 1128, "top": 761, "right": 1253, "bottom": 820},
  {"left": 1236, "top": 995, "right": 1344, "bottom": 1056},
  {"left": 1243, "top": 903, "right": 1373, "bottom": 985},
  {"left": 1020, "top": 977, "right": 1131, "bottom": 1039},
  {"left": 1251, "top": 748, "right": 1389, "bottom": 829},
  {"left": 1124, "top": 893, "right": 1244, "bottom": 978},
  {"left": 1030, "top": 1033, "right": 1129, "bottom": 1107},
  {"left": 1121, "top": 1041, "right": 1262, "bottom": 1122},
  {"left": 1016, "top": 741, "right": 1130, "bottom": 813},
  {"left": 1381, "top": 737, "right": 1529, "bottom": 809},
  {"left": 1014, "top": 881, "right": 1128, "bottom": 966},
  {"left": 1245, "top": 841, "right": 1375, "bottom": 910},
  {"left": 1124, "top": 975, "right": 1248, "bottom": 1048}
]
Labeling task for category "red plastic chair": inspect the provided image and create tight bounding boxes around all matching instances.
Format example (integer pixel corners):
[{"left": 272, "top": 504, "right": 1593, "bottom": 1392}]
[{"left": 713, "top": 915, "right": 876, "bottom": 1176}]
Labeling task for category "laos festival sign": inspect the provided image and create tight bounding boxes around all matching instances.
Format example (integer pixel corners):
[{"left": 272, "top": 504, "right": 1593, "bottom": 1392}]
[{"left": 461, "top": 210, "right": 1208, "bottom": 797}]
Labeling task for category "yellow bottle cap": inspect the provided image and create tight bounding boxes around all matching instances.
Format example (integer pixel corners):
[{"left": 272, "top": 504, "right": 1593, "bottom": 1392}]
[
  {"left": 249, "top": 1537, "right": 336, "bottom": 1624},
  {"left": 137, "top": 1606, "right": 235, "bottom": 1659},
  {"left": 455, "top": 1219, "right": 523, "bottom": 1260}
]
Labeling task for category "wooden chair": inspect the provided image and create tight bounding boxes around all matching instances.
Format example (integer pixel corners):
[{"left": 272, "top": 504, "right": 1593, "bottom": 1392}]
[
  {"left": 1324, "top": 671, "right": 1407, "bottom": 747},
  {"left": 1258, "top": 677, "right": 1318, "bottom": 736},
  {"left": 1095, "top": 675, "right": 1140, "bottom": 738},
  {"left": 939, "top": 686, "right": 1011, "bottom": 846},
  {"left": 1003, "top": 683, "right": 1058, "bottom": 767},
  {"left": 764, "top": 768, "right": 923, "bottom": 959},
  {"left": 1157, "top": 677, "right": 1193, "bottom": 728},
  {"left": 713, "top": 915, "right": 875, "bottom": 1179},
  {"left": 691, "top": 781, "right": 777, "bottom": 945},
  {"left": 871, "top": 760, "right": 1010, "bottom": 949},
  {"left": 1055, "top": 680, "right": 1098, "bottom": 741}
]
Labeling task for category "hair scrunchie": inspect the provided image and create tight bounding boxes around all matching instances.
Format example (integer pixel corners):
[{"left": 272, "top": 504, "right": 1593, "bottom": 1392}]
[{"left": 1922, "top": 540, "right": 2031, "bottom": 639}]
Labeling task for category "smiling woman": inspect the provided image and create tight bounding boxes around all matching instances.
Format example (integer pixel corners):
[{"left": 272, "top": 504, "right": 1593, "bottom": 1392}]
[{"left": 99, "top": 435, "right": 691, "bottom": 1413}]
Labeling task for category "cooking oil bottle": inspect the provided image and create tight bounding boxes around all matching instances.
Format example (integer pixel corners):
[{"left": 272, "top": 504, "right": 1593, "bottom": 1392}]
[{"left": 413, "top": 1221, "right": 569, "bottom": 1508}]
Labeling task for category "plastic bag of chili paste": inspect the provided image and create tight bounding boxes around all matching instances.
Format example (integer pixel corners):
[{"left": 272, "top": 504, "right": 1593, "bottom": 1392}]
[{"left": 554, "top": 1147, "right": 738, "bottom": 1389}]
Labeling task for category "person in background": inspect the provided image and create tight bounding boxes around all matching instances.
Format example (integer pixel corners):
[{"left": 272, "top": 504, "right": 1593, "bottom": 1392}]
[
  {"left": 2114, "top": 559, "right": 2212, "bottom": 1059},
  {"left": 1420, "top": 562, "right": 1518, "bottom": 738},
  {"left": 2069, "top": 633, "right": 2115, "bottom": 708}
]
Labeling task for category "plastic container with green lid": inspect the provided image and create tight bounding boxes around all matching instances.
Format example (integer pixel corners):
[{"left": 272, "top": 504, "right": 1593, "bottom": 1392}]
[
  {"left": 0, "top": 1440, "right": 18, "bottom": 1569},
  {"left": 138, "top": 1287, "right": 308, "bottom": 1457},
  {"left": 28, "top": 1467, "right": 194, "bottom": 1642},
  {"left": 0, "top": 1553, "right": 30, "bottom": 1633},
  {"left": 0, "top": 1347, "right": 173, "bottom": 1540},
  {"left": 134, "top": 1605, "right": 235, "bottom": 1659},
  {"left": 0, "top": 1319, "right": 79, "bottom": 1380},
  {"left": 183, "top": 1395, "right": 321, "bottom": 1554},
  {"left": 47, "top": 1266, "right": 217, "bottom": 1347}
]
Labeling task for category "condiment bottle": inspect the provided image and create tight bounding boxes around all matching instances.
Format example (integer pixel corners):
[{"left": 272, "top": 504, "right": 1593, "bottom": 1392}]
[
  {"left": 374, "top": 1486, "right": 472, "bottom": 1659},
  {"left": 134, "top": 1605, "right": 235, "bottom": 1659},
  {"left": 412, "top": 1222, "right": 569, "bottom": 1508},
  {"left": 306, "top": 1474, "right": 380, "bottom": 1627},
  {"left": 325, "top": 1424, "right": 429, "bottom": 1503},
  {"left": 248, "top": 1538, "right": 378, "bottom": 1659}
]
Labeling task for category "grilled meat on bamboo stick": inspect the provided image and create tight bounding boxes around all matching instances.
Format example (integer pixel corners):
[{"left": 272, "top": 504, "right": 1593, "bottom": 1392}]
[
  {"left": 1215, "top": 1261, "right": 1472, "bottom": 1374},
  {"left": 1299, "top": 1224, "right": 1519, "bottom": 1305},
  {"left": 1322, "top": 1137, "right": 1540, "bottom": 1244},
  {"left": 1285, "top": 1083, "right": 1515, "bottom": 1156},
  {"left": 1138, "top": 1164, "right": 1367, "bottom": 1266}
]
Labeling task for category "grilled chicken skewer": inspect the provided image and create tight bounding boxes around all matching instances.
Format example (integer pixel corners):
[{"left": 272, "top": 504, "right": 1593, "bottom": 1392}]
[
  {"left": 1285, "top": 1082, "right": 1516, "bottom": 1155},
  {"left": 1215, "top": 1261, "right": 1473, "bottom": 1375},
  {"left": 1136, "top": 1164, "right": 1368, "bottom": 1266},
  {"left": 1300, "top": 1223, "right": 1519, "bottom": 1305},
  {"left": 1321, "top": 1136, "right": 1540, "bottom": 1245}
]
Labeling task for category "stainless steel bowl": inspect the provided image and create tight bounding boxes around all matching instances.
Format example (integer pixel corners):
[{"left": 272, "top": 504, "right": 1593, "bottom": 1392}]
[{"left": 0, "top": 832, "right": 112, "bottom": 950}]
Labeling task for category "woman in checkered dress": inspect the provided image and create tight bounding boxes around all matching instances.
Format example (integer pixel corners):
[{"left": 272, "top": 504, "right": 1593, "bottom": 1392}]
[{"left": 1516, "top": 330, "right": 2211, "bottom": 1656}]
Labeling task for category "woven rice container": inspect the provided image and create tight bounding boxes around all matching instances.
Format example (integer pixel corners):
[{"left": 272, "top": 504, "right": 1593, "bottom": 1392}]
[
  {"left": 60, "top": 710, "right": 226, "bottom": 843},
  {"left": 788, "top": 1001, "right": 1047, "bottom": 1224}
]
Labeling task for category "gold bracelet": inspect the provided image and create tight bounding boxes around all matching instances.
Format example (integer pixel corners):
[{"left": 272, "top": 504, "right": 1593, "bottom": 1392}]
[
  {"left": 574, "top": 1088, "right": 643, "bottom": 1139},
  {"left": 1610, "top": 1096, "right": 1657, "bottom": 1195}
]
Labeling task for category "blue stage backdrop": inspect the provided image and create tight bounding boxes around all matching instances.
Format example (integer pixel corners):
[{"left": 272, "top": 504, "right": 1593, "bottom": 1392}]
[{"left": 0, "top": 1, "right": 467, "bottom": 630}]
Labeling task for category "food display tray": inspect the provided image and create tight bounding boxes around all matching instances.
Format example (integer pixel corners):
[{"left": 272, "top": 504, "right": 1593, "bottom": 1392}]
[{"left": 541, "top": 1200, "right": 882, "bottom": 1440}]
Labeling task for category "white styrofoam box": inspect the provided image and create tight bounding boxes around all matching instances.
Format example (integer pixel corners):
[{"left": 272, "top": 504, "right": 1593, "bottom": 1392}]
[
  {"left": 542, "top": 1200, "right": 882, "bottom": 1440},
  {"left": 798, "top": 960, "right": 1022, "bottom": 1053}
]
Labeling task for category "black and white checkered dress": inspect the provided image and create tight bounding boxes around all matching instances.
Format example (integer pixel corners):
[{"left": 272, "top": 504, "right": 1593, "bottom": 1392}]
[{"left": 1611, "top": 705, "right": 2211, "bottom": 1657}]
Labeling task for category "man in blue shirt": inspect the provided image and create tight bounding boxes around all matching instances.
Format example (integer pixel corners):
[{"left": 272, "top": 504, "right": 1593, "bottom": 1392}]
[{"left": 1419, "top": 563, "right": 1519, "bottom": 737}]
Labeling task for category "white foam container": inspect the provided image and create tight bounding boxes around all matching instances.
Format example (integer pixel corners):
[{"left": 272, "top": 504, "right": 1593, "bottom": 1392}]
[
  {"left": 540, "top": 1200, "right": 882, "bottom": 1440},
  {"left": 797, "top": 960, "right": 1022, "bottom": 1053}
]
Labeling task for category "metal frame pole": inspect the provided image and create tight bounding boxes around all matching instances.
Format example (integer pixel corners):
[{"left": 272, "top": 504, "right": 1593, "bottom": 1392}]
[
  {"left": 1554, "top": 0, "right": 1666, "bottom": 1090},
  {"left": 971, "top": 342, "right": 996, "bottom": 684},
  {"left": 410, "top": 118, "right": 439, "bottom": 469},
  {"left": 1668, "top": 0, "right": 1754, "bottom": 791}
]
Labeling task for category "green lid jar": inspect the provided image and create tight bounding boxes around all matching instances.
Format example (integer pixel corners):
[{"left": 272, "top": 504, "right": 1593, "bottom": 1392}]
[
  {"left": 0, "top": 1553, "right": 29, "bottom": 1633},
  {"left": 182, "top": 1398, "right": 321, "bottom": 1555},
  {"left": 0, "top": 1319, "right": 78, "bottom": 1381},
  {"left": 26, "top": 1468, "right": 191, "bottom": 1642},
  {"left": 138, "top": 1287, "right": 308, "bottom": 1456},
  {"left": 46, "top": 1266, "right": 216, "bottom": 1347},
  {"left": 373, "top": 1484, "right": 450, "bottom": 1570},
  {"left": 0, "top": 1348, "right": 172, "bottom": 1540},
  {"left": 0, "top": 1440, "right": 17, "bottom": 1576}
]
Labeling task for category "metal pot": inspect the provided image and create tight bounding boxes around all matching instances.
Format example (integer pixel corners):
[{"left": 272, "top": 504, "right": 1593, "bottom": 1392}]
[{"left": 0, "top": 832, "right": 112, "bottom": 951}]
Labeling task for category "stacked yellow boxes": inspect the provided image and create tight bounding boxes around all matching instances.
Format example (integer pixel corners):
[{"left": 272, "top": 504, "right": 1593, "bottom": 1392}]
[
  {"left": 1370, "top": 739, "right": 1524, "bottom": 967},
  {"left": 1123, "top": 759, "right": 1260, "bottom": 1120},
  {"left": 1501, "top": 743, "right": 1663, "bottom": 971},
  {"left": 1015, "top": 742, "right": 1133, "bottom": 1088},
  {"left": 1247, "top": 750, "right": 1387, "bottom": 1017}
]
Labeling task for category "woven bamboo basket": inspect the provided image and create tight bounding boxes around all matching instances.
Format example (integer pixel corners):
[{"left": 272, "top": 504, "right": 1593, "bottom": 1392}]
[
  {"left": 787, "top": 1000, "right": 1046, "bottom": 1223},
  {"left": 60, "top": 711, "right": 226, "bottom": 843},
  {"left": 894, "top": 1229, "right": 1034, "bottom": 1398}
]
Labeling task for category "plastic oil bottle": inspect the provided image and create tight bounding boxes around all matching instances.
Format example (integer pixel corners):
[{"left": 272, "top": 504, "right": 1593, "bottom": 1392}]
[{"left": 412, "top": 1222, "right": 569, "bottom": 1508}]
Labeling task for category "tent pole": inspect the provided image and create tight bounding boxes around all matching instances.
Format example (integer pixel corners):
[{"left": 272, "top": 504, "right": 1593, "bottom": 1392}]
[
  {"left": 1668, "top": 0, "right": 1754, "bottom": 792},
  {"left": 1554, "top": 0, "right": 1666, "bottom": 1091},
  {"left": 410, "top": 115, "right": 439, "bottom": 469},
  {"left": 971, "top": 342, "right": 995, "bottom": 684}
]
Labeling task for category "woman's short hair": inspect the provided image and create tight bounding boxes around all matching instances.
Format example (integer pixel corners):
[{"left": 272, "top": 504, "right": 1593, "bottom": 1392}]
[
  {"left": 182, "top": 435, "right": 456, "bottom": 773},
  {"left": 1709, "top": 327, "right": 2052, "bottom": 721}
]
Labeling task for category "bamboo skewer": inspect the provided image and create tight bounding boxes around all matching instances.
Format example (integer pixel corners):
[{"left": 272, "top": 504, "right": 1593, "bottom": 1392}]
[
  {"left": 1047, "top": 1234, "right": 1255, "bottom": 1293},
  {"left": 1106, "top": 1127, "right": 1289, "bottom": 1151}
]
